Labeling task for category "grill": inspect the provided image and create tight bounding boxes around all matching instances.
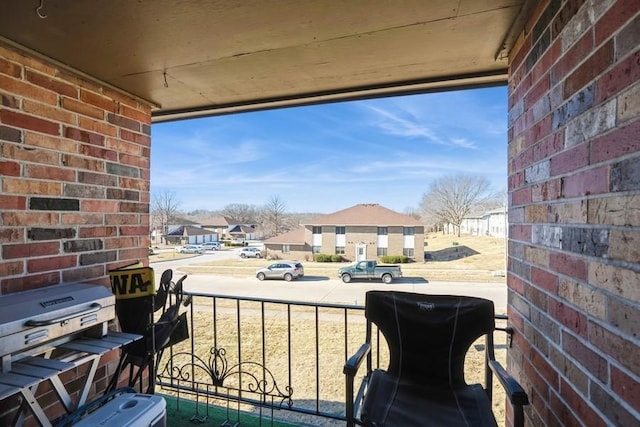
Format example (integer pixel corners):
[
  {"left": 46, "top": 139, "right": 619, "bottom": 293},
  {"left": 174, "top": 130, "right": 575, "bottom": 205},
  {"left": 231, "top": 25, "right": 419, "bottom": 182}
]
[
  {"left": 0, "top": 283, "right": 114, "bottom": 372},
  {"left": 0, "top": 283, "right": 140, "bottom": 427}
]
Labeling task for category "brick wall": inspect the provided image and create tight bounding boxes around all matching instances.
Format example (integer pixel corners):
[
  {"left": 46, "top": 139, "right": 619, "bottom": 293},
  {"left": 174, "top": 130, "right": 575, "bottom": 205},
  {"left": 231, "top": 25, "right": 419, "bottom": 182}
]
[
  {"left": 507, "top": 0, "right": 640, "bottom": 425},
  {"left": 0, "top": 41, "right": 152, "bottom": 422}
]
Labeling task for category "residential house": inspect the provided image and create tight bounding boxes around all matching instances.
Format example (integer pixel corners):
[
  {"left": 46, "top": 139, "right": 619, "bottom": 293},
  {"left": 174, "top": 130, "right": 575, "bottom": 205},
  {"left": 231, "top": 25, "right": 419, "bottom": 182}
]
[
  {"left": 263, "top": 226, "right": 311, "bottom": 261},
  {"left": 198, "top": 215, "right": 233, "bottom": 240},
  {"left": 164, "top": 218, "right": 218, "bottom": 245},
  {"left": 227, "top": 224, "right": 259, "bottom": 243},
  {"left": 459, "top": 207, "right": 507, "bottom": 238},
  {"left": 265, "top": 204, "right": 424, "bottom": 261}
]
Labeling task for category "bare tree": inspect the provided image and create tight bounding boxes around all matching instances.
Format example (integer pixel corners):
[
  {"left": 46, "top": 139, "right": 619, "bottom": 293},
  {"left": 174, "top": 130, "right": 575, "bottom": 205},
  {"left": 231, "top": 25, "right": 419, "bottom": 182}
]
[
  {"left": 221, "top": 203, "right": 260, "bottom": 224},
  {"left": 151, "top": 191, "right": 181, "bottom": 244},
  {"left": 261, "top": 195, "right": 288, "bottom": 237},
  {"left": 420, "top": 174, "right": 493, "bottom": 237}
]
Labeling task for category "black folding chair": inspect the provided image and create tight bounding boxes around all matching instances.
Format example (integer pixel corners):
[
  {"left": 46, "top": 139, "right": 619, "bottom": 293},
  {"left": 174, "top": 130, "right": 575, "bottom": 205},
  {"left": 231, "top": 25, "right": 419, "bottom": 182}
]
[
  {"left": 344, "top": 291, "right": 528, "bottom": 426},
  {"left": 107, "top": 269, "right": 189, "bottom": 394}
]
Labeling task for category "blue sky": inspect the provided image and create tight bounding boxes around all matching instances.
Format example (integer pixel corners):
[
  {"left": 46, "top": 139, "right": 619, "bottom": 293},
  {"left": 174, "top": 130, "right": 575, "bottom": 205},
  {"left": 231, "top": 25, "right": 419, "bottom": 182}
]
[{"left": 151, "top": 86, "right": 508, "bottom": 214}]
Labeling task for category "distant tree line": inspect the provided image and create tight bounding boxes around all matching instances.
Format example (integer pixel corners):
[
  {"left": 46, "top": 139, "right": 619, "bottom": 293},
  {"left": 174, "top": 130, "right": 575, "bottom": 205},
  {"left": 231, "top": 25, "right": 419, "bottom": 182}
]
[{"left": 151, "top": 173, "right": 505, "bottom": 240}]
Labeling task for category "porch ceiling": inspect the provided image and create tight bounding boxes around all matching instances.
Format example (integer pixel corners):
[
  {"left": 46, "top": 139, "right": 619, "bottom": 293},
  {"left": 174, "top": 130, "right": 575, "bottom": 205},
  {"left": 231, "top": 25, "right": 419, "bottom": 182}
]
[{"left": 0, "top": 1, "right": 533, "bottom": 122}]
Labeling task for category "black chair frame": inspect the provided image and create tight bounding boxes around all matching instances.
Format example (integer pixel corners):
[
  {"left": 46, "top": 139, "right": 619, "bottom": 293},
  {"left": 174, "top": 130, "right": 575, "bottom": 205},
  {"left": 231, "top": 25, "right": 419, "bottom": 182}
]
[{"left": 344, "top": 291, "right": 529, "bottom": 427}]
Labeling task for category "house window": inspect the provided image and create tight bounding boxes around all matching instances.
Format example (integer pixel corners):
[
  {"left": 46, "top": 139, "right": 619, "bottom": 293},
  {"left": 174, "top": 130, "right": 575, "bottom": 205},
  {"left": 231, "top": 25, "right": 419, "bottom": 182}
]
[
  {"left": 377, "top": 247, "right": 387, "bottom": 256},
  {"left": 312, "top": 246, "right": 321, "bottom": 254},
  {"left": 335, "top": 246, "right": 345, "bottom": 254},
  {"left": 403, "top": 227, "right": 415, "bottom": 236},
  {"left": 377, "top": 227, "right": 388, "bottom": 235},
  {"left": 283, "top": 244, "right": 290, "bottom": 253},
  {"left": 335, "top": 226, "right": 345, "bottom": 235},
  {"left": 312, "top": 226, "right": 322, "bottom": 234},
  {"left": 403, "top": 248, "right": 414, "bottom": 257}
]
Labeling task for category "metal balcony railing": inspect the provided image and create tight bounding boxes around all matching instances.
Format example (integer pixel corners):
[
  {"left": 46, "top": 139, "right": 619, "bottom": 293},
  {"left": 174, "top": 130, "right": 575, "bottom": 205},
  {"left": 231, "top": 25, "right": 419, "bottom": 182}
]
[{"left": 156, "top": 292, "right": 509, "bottom": 426}]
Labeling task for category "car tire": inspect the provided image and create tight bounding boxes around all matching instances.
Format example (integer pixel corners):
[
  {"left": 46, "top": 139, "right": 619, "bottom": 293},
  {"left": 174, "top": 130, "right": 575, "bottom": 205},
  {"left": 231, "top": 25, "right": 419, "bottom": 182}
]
[
  {"left": 382, "top": 274, "right": 392, "bottom": 284},
  {"left": 341, "top": 274, "right": 351, "bottom": 283},
  {"left": 240, "top": 253, "right": 246, "bottom": 258},
  {"left": 256, "top": 253, "right": 261, "bottom": 258},
  {"left": 257, "top": 273, "right": 266, "bottom": 281},
  {"left": 284, "top": 273, "right": 292, "bottom": 282}
]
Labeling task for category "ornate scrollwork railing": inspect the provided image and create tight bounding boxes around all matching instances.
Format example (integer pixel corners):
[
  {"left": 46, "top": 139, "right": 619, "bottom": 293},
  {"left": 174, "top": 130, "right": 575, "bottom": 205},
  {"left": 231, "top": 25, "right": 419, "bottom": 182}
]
[{"left": 158, "top": 346, "right": 293, "bottom": 409}]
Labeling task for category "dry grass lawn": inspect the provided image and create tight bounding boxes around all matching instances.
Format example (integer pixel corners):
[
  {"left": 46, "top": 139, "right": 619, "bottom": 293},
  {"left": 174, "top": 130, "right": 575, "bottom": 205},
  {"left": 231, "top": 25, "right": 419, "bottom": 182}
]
[
  {"left": 154, "top": 233, "right": 509, "bottom": 425},
  {"left": 153, "top": 233, "right": 507, "bottom": 283}
]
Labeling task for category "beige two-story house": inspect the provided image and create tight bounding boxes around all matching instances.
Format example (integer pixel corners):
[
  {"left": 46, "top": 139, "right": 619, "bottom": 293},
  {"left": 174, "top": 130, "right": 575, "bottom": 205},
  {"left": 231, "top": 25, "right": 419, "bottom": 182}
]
[{"left": 264, "top": 204, "right": 424, "bottom": 262}]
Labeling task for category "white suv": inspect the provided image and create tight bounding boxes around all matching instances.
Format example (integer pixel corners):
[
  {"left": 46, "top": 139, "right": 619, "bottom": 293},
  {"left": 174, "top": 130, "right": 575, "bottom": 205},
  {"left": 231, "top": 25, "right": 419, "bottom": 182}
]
[{"left": 239, "top": 247, "right": 262, "bottom": 258}]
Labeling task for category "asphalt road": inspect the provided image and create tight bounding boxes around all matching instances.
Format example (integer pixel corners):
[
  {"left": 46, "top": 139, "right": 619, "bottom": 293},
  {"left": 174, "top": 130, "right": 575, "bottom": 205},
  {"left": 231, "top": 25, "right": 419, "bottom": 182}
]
[{"left": 151, "top": 252, "right": 508, "bottom": 313}]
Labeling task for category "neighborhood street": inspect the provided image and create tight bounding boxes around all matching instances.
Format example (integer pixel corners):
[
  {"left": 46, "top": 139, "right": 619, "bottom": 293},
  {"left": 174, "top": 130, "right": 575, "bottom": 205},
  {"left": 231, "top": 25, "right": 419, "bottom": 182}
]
[{"left": 151, "top": 252, "right": 508, "bottom": 313}]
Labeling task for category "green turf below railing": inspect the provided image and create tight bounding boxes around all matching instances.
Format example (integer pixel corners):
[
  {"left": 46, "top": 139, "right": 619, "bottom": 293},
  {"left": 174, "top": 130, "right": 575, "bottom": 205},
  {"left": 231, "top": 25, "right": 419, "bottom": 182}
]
[{"left": 161, "top": 394, "right": 301, "bottom": 427}]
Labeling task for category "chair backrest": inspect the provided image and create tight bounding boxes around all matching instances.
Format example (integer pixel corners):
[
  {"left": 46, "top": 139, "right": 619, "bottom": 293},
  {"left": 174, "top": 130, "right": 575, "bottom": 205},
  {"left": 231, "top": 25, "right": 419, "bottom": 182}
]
[{"left": 365, "top": 291, "right": 495, "bottom": 388}]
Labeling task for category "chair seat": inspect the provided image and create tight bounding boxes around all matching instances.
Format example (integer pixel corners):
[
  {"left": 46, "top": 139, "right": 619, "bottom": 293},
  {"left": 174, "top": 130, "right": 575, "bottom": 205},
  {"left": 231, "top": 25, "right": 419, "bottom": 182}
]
[{"left": 361, "top": 369, "right": 498, "bottom": 427}]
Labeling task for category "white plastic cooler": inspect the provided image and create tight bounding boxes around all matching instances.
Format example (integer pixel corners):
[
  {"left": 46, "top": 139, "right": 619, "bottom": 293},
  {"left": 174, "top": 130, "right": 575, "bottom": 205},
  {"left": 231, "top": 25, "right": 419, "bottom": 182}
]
[{"left": 73, "top": 393, "right": 166, "bottom": 427}]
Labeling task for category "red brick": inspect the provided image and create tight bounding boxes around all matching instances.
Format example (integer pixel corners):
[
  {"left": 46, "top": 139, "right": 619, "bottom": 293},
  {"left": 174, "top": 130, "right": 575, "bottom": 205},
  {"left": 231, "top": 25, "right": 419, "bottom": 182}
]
[
  {"left": 564, "top": 41, "right": 614, "bottom": 99},
  {"left": 0, "top": 260, "right": 24, "bottom": 277},
  {"left": 120, "top": 177, "right": 148, "bottom": 191},
  {"left": 553, "top": 300, "right": 588, "bottom": 338},
  {"left": 596, "top": 50, "right": 640, "bottom": 102},
  {"left": 589, "top": 321, "right": 639, "bottom": 375},
  {"left": 61, "top": 265, "right": 105, "bottom": 284},
  {"left": 79, "top": 143, "right": 118, "bottom": 161},
  {"left": 2, "top": 242, "right": 60, "bottom": 259},
  {"left": 79, "top": 226, "right": 117, "bottom": 239},
  {"left": 551, "top": 30, "right": 593, "bottom": 85},
  {"left": 78, "top": 116, "right": 118, "bottom": 137},
  {"left": 525, "top": 74, "right": 550, "bottom": 109},
  {"left": 532, "top": 37, "right": 561, "bottom": 84},
  {"left": 550, "top": 142, "right": 589, "bottom": 176},
  {"left": 591, "top": 119, "right": 640, "bottom": 163},
  {"left": 119, "top": 103, "right": 150, "bottom": 124},
  {"left": 550, "top": 252, "right": 587, "bottom": 281},
  {"left": 0, "top": 194, "right": 26, "bottom": 210},
  {"left": 25, "top": 132, "right": 77, "bottom": 152},
  {"left": 525, "top": 115, "right": 553, "bottom": 146},
  {"left": 119, "top": 226, "right": 148, "bottom": 236},
  {"left": 2, "top": 178, "right": 61, "bottom": 196},
  {"left": 512, "top": 187, "right": 532, "bottom": 206},
  {"left": 594, "top": 0, "right": 639, "bottom": 45},
  {"left": 82, "top": 200, "right": 119, "bottom": 213},
  {"left": 62, "top": 97, "right": 104, "bottom": 120},
  {"left": 532, "top": 179, "right": 561, "bottom": 202},
  {"left": 61, "top": 154, "right": 104, "bottom": 172},
  {"left": 510, "top": 224, "right": 532, "bottom": 241},
  {"left": 561, "top": 166, "right": 609, "bottom": 198},
  {"left": 61, "top": 213, "right": 103, "bottom": 225},
  {"left": 533, "top": 132, "right": 565, "bottom": 162},
  {"left": 0, "top": 74, "right": 58, "bottom": 105},
  {"left": 0, "top": 109, "right": 60, "bottom": 135},
  {"left": 611, "top": 365, "right": 640, "bottom": 413},
  {"left": 25, "top": 70, "right": 77, "bottom": 98},
  {"left": 119, "top": 129, "right": 150, "bottom": 146},
  {"left": 558, "top": 378, "right": 607, "bottom": 427},
  {"left": 1, "top": 212, "right": 59, "bottom": 227},
  {"left": 64, "top": 126, "right": 105, "bottom": 146},
  {"left": 79, "top": 89, "right": 116, "bottom": 112},
  {"left": 531, "top": 266, "right": 558, "bottom": 293},
  {"left": 23, "top": 99, "right": 75, "bottom": 125},
  {"left": 24, "top": 164, "right": 76, "bottom": 182},
  {"left": 549, "top": 389, "right": 581, "bottom": 427},
  {"left": 106, "top": 138, "right": 142, "bottom": 156},
  {"left": 0, "top": 56, "right": 22, "bottom": 77},
  {"left": 0, "top": 160, "right": 20, "bottom": 176},
  {"left": 1, "top": 272, "right": 61, "bottom": 294},
  {"left": 27, "top": 255, "right": 77, "bottom": 273}
]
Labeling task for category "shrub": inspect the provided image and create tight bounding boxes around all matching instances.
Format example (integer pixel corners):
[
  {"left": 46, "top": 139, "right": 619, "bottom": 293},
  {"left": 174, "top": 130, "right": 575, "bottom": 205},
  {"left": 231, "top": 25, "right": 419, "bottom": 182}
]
[
  {"left": 331, "top": 254, "right": 343, "bottom": 262},
  {"left": 381, "top": 255, "right": 410, "bottom": 264},
  {"left": 314, "top": 254, "right": 333, "bottom": 262}
]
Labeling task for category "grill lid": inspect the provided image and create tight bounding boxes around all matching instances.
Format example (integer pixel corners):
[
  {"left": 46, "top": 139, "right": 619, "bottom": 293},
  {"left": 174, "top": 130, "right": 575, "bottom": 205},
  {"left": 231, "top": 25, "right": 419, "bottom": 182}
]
[{"left": 0, "top": 283, "right": 115, "bottom": 338}]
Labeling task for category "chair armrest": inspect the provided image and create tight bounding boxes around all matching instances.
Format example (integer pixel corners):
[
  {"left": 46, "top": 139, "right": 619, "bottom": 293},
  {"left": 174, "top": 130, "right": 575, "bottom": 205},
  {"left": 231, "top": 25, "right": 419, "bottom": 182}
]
[
  {"left": 344, "top": 343, "right": 371, "bottom": 377},
  {"left": 488, "top": 359, "right": 529, "bottom": 406}
]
